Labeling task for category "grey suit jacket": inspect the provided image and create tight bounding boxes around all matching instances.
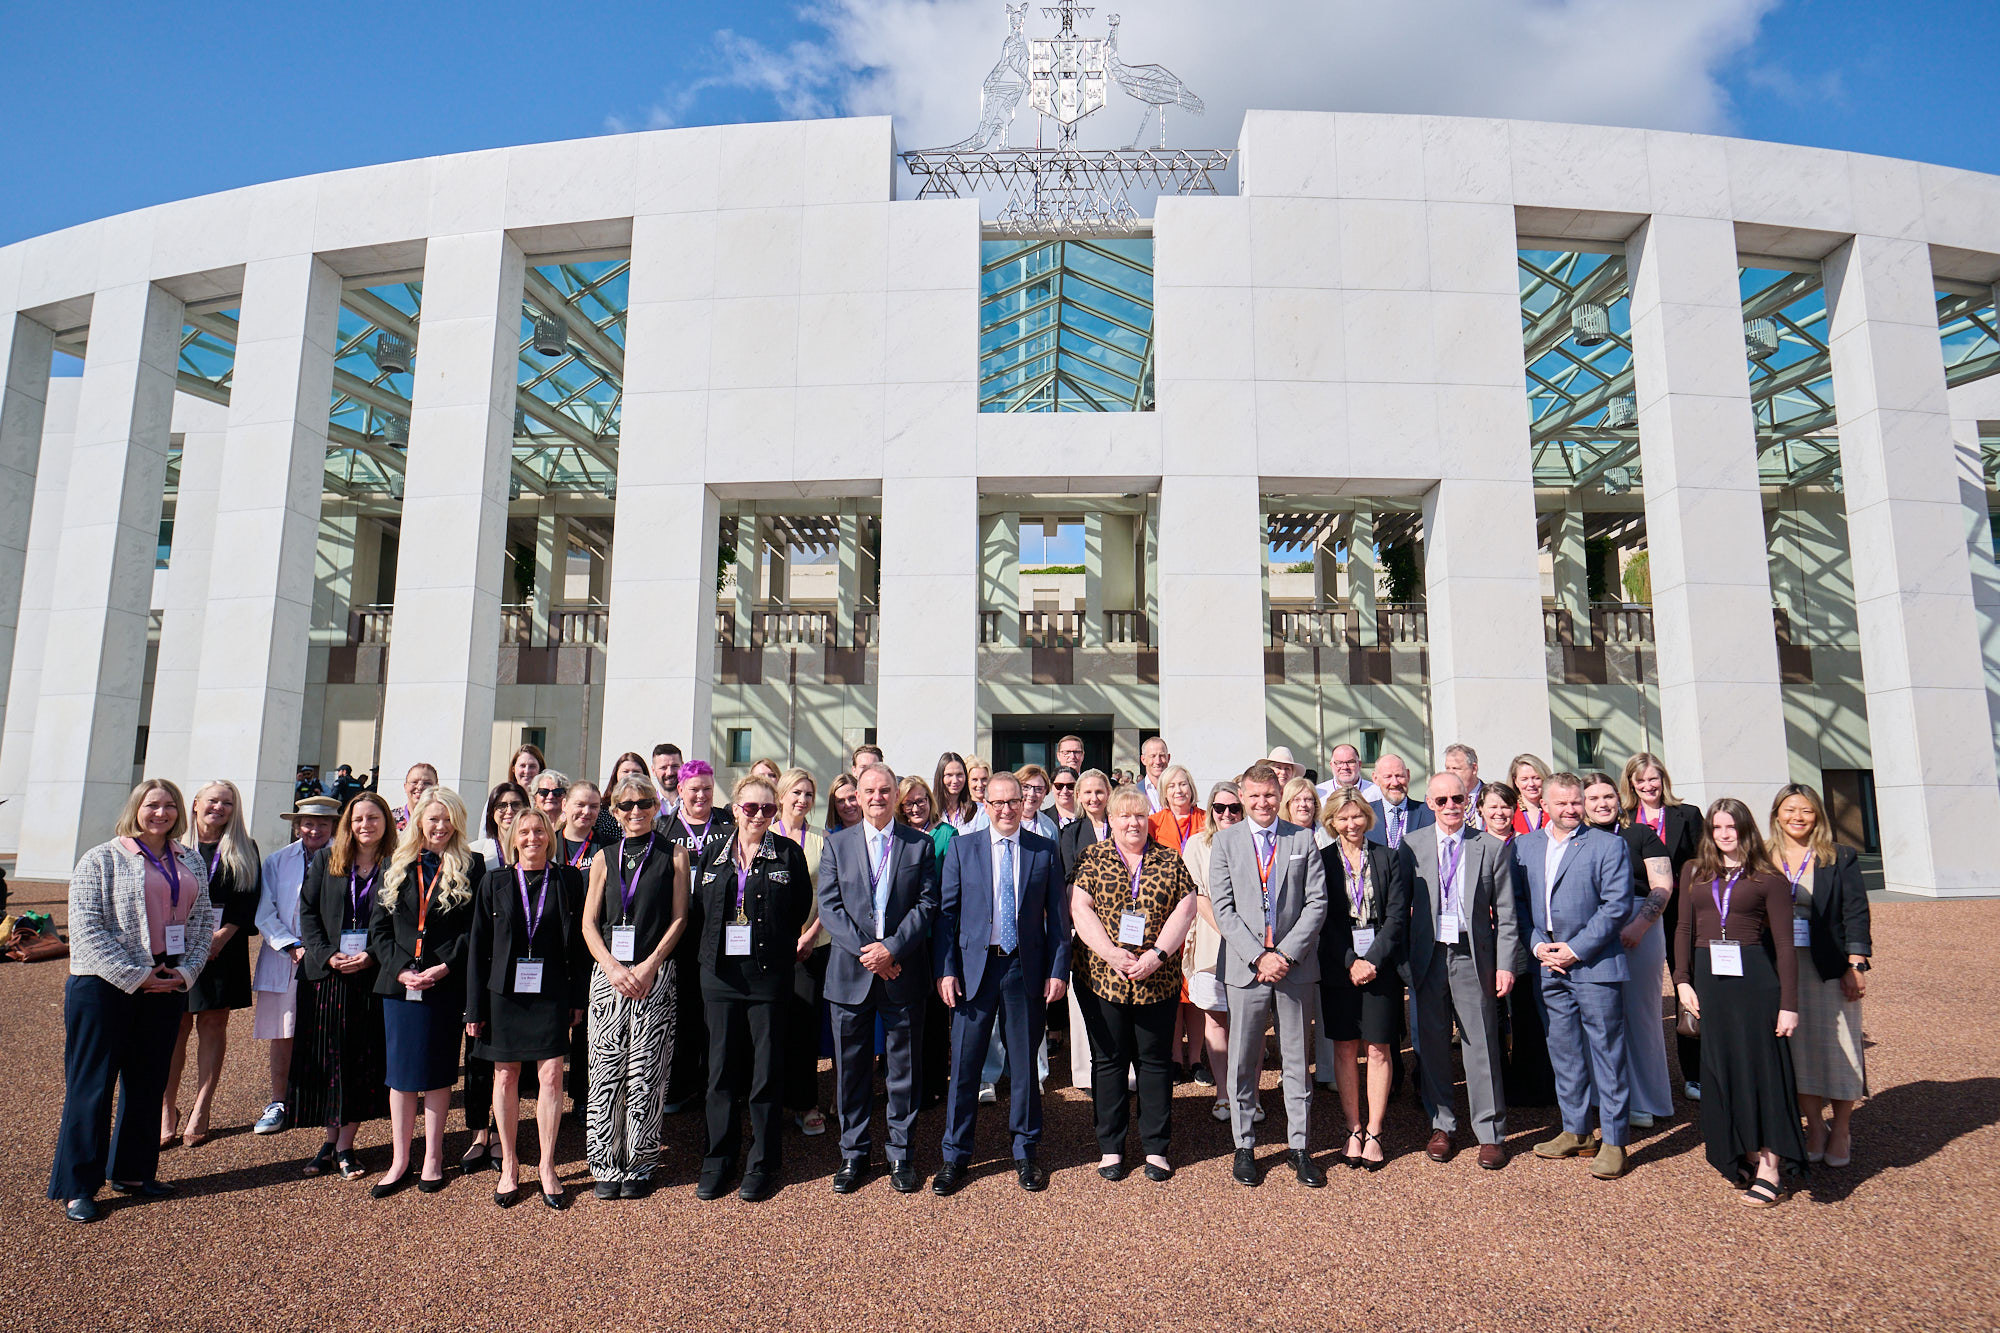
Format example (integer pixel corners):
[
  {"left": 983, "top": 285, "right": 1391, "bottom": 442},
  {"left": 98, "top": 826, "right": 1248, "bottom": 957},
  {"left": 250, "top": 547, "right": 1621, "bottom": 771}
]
[
  {"left": 1401, "top": 824, "right": 1523, "bottom": 987},
  {"left": 1208, "top": 818, "right": 1328, "bottom": 987}
]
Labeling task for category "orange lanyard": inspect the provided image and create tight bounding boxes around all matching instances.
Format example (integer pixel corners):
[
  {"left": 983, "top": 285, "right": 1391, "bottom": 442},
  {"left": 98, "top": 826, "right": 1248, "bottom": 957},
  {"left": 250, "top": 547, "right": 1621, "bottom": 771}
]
[{"left": 411, "top": 862, "right": 439, "bottom": 963}]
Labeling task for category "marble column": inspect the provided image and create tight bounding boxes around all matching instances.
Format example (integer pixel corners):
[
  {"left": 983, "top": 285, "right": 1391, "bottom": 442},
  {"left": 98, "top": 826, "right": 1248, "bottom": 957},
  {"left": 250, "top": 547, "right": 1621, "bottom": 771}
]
[
  {"left": 1348, "top": 507, "right": 1378, "bottom": 647},
  {"left": 877, "top": 476, "right": 979, "bottom": 772},
  {"left": 141, "top": 400, "right": 229, "bottom": 792},
  {"left": 1553, "top": 504, "right": 1591, "bottom": 645},
  {"left": 1082, "top": 511, "right": 1105, "bottom": 648},
  {"left": 17, "top": 281, "right": 184, "bottom": 878},
  {"left": 530, "top": 504, "right": 565, "bottom": 644},
  {"left": 0, "top": 380, "right": 76, "bottom": 858},
  {"left": 982, "top": 511, "right": 1021, "bottom": 648},
  {"left": 377, "top": 232, "right": 525, "bottom": 799},
  {"left": 0, "top": 311, "right": 54, "bottom": 743},
  {"left": 185, "top": 255, "right": 342, "bottom": 846},
  {"left": 1949, "top": 416, "right": 2000, "bottom": 757},
  {"left": 1157, "top": 473, "right": 1265, "bottom": 789},
  {"left": 1823, "top": 233, "right": 2000, "bottom": 895},
  {"left": 730, "top": 511, "right": 759, "bottom": 647},
  {"left": 834, "top": 509, "right": 861, "bottom": 650},
  {"left": 1626, "top": 213, "right": 1790, "bottom": 810}
]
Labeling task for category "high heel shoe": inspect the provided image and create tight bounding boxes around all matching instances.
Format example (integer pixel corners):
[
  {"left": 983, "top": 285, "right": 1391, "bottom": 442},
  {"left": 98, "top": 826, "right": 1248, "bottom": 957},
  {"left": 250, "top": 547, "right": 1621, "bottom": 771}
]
[
  {"left": 1342, "top": 1126, "right": 1365, "bottom": 1169},
  {"left": 1361, "top": 1130, "right": 1388, "bottom": 1172},
  {"left": 159, "top": 1110, "right": 184, "bottom": 1150}
]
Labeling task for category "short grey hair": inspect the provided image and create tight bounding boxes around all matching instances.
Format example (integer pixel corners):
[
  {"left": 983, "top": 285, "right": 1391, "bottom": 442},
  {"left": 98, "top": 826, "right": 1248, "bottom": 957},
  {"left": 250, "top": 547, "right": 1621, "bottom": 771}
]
[
  {"left": 1443, "top": 743, "right": 1477, "bottom": 768},
  {"left": 857, "top": 762, "right": 899, "bottom": 788},
  {"left": 534, "top": 768, "right": 570, "bottom": 789}
]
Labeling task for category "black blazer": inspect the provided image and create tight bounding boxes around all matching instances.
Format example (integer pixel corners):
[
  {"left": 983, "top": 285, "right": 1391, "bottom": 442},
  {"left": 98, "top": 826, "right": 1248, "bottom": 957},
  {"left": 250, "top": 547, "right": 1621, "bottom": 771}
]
[
  {"left": 298, "top": 848, "right": 385, "bottom": 984},
  {"left": 367, "top": 856, "right": 476, "bottom": 1002},
  {"left": 1802, "top": 844, "right": 1871, "bottom": 981},
  {"left": 694, "top": 832, "right": 814, "bottom": 991},
  {"left": 465, "top": 863, "right": 589, "bottom": 1022},
  {"left": 1317, "top": 840, "right": 1410, "bottom": 976},
  {"left": 1647, "top": 803, "right": 1702, "bottom": 885},
  {"left": 1057, "top": 817, "right": 1106, "bottom": 885}
]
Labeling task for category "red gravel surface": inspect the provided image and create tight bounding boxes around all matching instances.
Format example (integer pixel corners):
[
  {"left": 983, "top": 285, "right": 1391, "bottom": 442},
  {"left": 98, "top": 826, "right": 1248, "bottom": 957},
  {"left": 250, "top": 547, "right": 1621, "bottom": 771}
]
[{"left": 4, "top": 881, "right": 1995, "bottom": 1332}]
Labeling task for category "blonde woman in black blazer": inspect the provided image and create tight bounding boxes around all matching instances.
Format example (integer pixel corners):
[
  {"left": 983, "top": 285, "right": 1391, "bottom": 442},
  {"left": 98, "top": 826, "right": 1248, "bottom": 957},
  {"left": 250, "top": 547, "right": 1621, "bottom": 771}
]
[{"left": 1316, "top": 787, "right": 1410, "bottom": 1171}]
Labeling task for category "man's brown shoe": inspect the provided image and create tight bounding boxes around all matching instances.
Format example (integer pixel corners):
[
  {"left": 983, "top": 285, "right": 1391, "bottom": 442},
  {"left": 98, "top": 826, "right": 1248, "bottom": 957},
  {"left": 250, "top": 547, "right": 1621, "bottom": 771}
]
[
  {"left": 1534, "top": 1130, "right": 1586, "bottom": 1159},
  {"left": 1426, "top": 1131, "right": 1455, "bottom": 1163},
  {"left": 1477, "top": 1142, "right": 1508, "bottom": 1170},
  {"left": 1589, "top": 1142, "right": 1628, "bottom": 1179}
]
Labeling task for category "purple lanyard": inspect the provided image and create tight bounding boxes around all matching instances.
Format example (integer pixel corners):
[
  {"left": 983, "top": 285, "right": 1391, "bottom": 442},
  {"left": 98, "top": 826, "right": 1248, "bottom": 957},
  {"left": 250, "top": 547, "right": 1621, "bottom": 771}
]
[
  {"left": 865, "top": 828, "right": 894, "bottom": 892},
  {"left": 1116, "top": 846, "right": 1144, "bottom": 904},
  {"left": 348, "top": 864, "right": 378, "bottom": 927},
  {"left": 1711, "top": 869, "right": 1744, "bottom": 939},
  {"left": 137, "top": 842, "right": 183, "bottom": 915},
  {"left": 516, "top": 865, "right": 551, "bottom": 957},
  {"left": 1780, "top": 854, "right": 1809, "bottom": 902},
  {"left": 684, "top": 814, "right": 711, "bottom": 849},
  {"left": 1640, "top": 805, "right": 1664, "bottom": 836},
  {"left": 1341, "top": 846, "right": 1367, "bottom": 917},
  {"left": 204, "top": 844, "right": 222, "bottom": 884},
  {"left": 1439, "top": 836, "right": 1463, "bottom": 915},
  {"left": 618, "top": 834, "right": 653, "bottom": 921}
]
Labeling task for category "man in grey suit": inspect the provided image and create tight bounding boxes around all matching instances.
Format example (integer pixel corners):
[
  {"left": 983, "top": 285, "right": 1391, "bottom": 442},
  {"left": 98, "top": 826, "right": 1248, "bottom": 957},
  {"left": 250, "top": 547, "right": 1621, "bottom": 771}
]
[
  {"left": 816, "top": 764, "right": 939, "bottom": 1195},
  {"left": 1403, "top": 772, "right": 1522, "bottom": 1170},
  {"left": 1513, "top": 771, "right": 1636, "bottom": 1180},
  {"left": 1208, "top": 761, "right": 1330, "bottom": 1188}
]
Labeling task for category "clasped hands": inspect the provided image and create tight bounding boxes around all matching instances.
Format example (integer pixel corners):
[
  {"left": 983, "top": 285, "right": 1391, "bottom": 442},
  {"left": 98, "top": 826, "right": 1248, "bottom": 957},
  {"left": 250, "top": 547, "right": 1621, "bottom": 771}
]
[
  {"left": 1101, "top": 946, "right": 1162, "bottom": 981},
  {"left": 859, "top": 941, "right": 902, "bottom": 980},
  {"left": 398, "top": 963, "right": 449, "bottom": 992},
  {"left": 1533, "top": 941, "right": 1578, "bottom": 975}
]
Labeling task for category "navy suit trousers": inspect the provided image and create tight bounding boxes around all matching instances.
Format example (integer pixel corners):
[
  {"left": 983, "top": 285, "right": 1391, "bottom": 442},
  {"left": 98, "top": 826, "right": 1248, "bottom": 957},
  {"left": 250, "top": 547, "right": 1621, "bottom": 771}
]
[{"left": 941, "top": 951, "right": 1044, "bottom": 1164}]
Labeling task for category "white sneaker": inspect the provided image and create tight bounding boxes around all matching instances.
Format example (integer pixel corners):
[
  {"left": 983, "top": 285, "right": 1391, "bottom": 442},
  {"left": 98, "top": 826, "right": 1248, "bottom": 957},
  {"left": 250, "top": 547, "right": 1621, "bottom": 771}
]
[
  {"left": 1630, "top": 1112, "right": 1655, "bottom": 1130},
  {"left": 1684, "top": 1082, "right": 1701, "bottom": 1101},
  {"left": 253, "top": 1102, "right": 288, "bottom": 1135},
  {"left": 978, "top": 1082, "right": 997, "bottom": 1104},
  {"left": 1210, "top": 1101, "right": 1231, "bottom": 1122}
]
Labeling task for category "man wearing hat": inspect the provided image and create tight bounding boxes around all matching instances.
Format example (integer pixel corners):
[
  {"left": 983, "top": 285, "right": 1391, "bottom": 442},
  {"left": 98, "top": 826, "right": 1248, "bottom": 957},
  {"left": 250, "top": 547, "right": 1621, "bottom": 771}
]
[{"left": 249, "top": 795, "right": 341, "bottom": 1135}]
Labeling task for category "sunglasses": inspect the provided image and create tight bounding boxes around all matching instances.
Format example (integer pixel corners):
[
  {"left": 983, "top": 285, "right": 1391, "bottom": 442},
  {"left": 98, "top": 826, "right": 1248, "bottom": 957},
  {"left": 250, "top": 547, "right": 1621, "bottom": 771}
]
[
  {"left": 1211, "top": 802, "right": 1243, "bottom": 815},
  {"left": 535, "top": 785, "right": 568, "bottom": 799},
  {"left": 495, "top": 800, "right": 527, "bottom": 813},
  {"left": 1052, "top": 781, "right": 1076, "bottom": 791},
  {"left": 1432, "top": 795, "right": 1468, "bottom": 806},
  {"left": 613, "top": 799, "right": 658, "bottom": 812},
  {"left": 739, "top": 802, "right": 778, "bottom": 819}
]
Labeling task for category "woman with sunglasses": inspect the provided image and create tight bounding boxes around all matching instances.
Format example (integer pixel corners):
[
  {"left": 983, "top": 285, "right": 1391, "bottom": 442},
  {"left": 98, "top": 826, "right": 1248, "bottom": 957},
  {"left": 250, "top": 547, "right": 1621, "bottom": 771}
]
[
  {"left": 692, "top": 777, "right": 813, "bottom": 1202},
  {"left": 1181, "top": 781, "right": 1246, "bottom": 1121},
  {"left": 776, "top": 768, "right": 830, "bottom": 1138},
  {"left": 593, "top": 752, "right": 654, "bottom": 841}
]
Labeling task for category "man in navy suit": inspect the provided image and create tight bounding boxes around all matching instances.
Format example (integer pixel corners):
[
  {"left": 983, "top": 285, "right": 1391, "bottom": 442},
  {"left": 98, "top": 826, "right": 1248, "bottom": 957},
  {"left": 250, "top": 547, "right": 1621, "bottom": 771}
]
[
  {"left": 1513, "top": 771, "right": 1635, "bottom": 1180},
  {"left": 816, "top": 764, "right": 938, "bottom": 1195},
  {"left": 932, "top": 771, "right": 1071, "bottom": 1195},
  {"left": 1366, "top": 754, "right": 1434, "bottom": 850}
]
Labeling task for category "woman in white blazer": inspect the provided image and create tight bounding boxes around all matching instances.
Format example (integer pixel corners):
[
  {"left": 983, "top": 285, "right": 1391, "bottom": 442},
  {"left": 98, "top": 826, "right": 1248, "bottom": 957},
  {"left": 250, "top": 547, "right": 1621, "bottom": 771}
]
[{"left": 250, "top": 795, "right": 341, "bottom": 1135}]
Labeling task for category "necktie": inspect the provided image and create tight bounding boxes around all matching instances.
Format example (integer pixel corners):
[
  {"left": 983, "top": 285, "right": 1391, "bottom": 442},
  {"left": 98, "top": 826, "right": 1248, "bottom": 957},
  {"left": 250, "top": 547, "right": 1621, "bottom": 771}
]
[
  {"left": 1390, "top": 805, "right": 1405, "bottom": 848},
  {"left": 997, "top": 837, "right": 1018, "bottom": 953}
]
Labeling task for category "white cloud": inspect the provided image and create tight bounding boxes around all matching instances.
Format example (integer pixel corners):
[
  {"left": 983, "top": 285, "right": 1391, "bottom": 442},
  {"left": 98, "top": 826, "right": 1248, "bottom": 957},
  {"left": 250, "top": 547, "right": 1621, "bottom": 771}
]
[{"left": 628, "top": 0, "right": 1780, "bottom": 147}]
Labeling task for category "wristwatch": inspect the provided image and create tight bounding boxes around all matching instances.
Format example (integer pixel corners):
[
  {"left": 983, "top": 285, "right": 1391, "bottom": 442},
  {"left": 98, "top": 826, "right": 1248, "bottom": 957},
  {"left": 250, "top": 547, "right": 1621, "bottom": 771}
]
[
  {"left": 1150, "top": 946, "right": 1171, "bottom": 964},
  {"left": 1851, "top": 959, "right": 1871, "bottom": 973}
]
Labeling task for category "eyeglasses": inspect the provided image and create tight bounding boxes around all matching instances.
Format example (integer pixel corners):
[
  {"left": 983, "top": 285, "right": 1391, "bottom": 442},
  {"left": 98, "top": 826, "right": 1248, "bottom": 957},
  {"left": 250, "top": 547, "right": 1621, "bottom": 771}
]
[
  {"left": 739, "top": 802, "right": 778, "bottom": 819},
  {"left": 613, "top": 799, "right": 658, "bottom": 812},
  {"left": 1211, "top": 802, "right": 1243, "bottom": 815},
  {"left": 535, "top": 785, "right": 567, "bottom": 800},
  {"left": 1022, "top": 784, "right": 1048, "bottom": 797},
  {"left": 988, "top": 797, "right": 1024, "bottom": 810}
]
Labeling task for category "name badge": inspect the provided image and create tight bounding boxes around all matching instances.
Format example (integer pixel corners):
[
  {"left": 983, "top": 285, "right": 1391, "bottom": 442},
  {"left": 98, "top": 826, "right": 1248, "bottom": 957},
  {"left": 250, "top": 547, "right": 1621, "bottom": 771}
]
[
  {"left": 1710, "top": 940, "right": 1744, "bottom": 976},
  {"left": 1439, "top": 912, "right": 1461, "bottom": 944},
  {"left": 1117, "top": 912, "right": 1148, "bottom": 947},
  {"left": 1791, "top": 918, "right": 1811, "bottom": 948},
  {"left": 611, "top": 926, "right": 637, "bottom": 963},
  {"left": 1352, "top": 927, "right": 1377, "bottom": 956},
  {"left": 164, "top": 924, "right": 187, "bottom": 955},
  {"left": 340, "top": 930, "right": 368, "bottom": 956},
  {"left": 514, "top": 959, "right": 546, "bottom": 994},
  {"left": 405, "top": 986, "right": 424, "bottom": 1003},
  {"left": 725, "top": 923, "right": 753, "bottom": 956}
]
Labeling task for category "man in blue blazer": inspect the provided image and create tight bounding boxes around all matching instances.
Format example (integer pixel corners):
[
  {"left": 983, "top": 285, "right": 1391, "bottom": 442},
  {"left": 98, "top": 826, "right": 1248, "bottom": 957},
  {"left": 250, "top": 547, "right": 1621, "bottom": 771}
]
[
  {"left": 1366, "top": 754, "right": 1434, "bottom": 850},
  {"left": 1513, "top": 770, "right": 1634, "bottom": 1180},
  {"left": 816, "top": 764, "right": 939, "bottom": 1195},
  {"left": 931, "top": 771, "right": 1070, "bottom": 1195}
]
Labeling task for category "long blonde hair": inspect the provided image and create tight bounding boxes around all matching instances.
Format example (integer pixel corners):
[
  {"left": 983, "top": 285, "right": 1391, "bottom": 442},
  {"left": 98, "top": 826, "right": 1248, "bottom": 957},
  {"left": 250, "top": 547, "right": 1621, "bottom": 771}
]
[
  {"left": 1768, "top": 782, "right": 1837, "bottom": 868},
  {"left": 182, "top": 779, "right": 256, "bottom": 889},
  {"left": 1619, "top": 752, "right": 1679, "bottom": 819},
  {"left": 381, "top": 786, "right": 475, "bottom": 912}
]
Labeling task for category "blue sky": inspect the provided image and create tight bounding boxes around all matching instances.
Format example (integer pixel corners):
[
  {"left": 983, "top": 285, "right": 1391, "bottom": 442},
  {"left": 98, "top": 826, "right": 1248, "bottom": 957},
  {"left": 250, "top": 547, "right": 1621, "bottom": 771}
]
[{"left": 1, "top": 1, "right": 1995, "bottom": 249}]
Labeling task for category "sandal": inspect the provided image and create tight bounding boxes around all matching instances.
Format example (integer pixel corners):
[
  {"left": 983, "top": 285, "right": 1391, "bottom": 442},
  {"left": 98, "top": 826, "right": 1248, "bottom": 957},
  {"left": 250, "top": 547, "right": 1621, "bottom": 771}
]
[
  {"left": 337, "top": 1150, "right": 366, "bottom": 1181},
  {"left": 1343, "top": 1126, "right": 1365, "bottom": 1169},
  {"left": 1361, "top": 1130, "right": 1388, "bottom": 1173},
  {"left": 1740, "top": 1177, "right": 1784, "bottom": 1208},
  {"left": 302, "top": 1142, "right": 338, "bottom": 1177}
]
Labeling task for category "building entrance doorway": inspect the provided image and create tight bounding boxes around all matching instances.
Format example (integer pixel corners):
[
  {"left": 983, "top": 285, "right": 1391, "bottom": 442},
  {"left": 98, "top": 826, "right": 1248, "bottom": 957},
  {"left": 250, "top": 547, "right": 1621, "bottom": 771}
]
[{"left": 992, "top": 714, "right": 1114, "bottom": 775}]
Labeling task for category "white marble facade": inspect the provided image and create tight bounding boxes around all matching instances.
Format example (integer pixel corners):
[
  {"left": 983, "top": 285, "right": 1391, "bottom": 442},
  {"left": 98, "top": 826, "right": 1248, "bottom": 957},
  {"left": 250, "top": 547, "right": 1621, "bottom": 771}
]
[{"left": 2, "top": 111, "right": 1998, "bottom": 896}]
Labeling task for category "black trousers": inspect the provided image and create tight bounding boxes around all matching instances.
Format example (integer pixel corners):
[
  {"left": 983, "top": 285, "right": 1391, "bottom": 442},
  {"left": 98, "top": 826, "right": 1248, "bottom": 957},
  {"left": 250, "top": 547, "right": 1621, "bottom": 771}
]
[
  {"left": 921, "top": 992, "right": 952, "bottom": 1103},
  {"left": 1664, "top": 889, "right": 1701, "bottom": 1084},
  {"left": 783, "top": 945, "right": 829, "bottom": 1112},
  {"left": 48, "top": 975, "right": 184, "bottom": 1199},
  {"left": 703, "top": 986, "right": 784, "bottom": 1176},
  {"left": 667, "top": 934, "right": 708, "bottom": 1104},
  {"left": 1074, "top": 986, "right": 1176, "bottom": 1160}
]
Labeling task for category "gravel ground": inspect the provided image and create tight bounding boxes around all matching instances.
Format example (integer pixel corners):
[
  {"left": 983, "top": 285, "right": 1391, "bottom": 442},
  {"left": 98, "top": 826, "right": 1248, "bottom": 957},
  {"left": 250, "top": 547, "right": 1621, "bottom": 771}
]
[{"left": 4, "top": 880, "right": 1996, "bottom": 1333}]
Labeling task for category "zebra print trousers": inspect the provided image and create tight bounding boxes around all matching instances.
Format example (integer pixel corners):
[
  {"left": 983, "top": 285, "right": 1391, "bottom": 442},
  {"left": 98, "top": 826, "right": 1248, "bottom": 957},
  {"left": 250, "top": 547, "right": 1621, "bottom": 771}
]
[{"left": 586, "top": 960, "right": 677, "bottom": 1182}]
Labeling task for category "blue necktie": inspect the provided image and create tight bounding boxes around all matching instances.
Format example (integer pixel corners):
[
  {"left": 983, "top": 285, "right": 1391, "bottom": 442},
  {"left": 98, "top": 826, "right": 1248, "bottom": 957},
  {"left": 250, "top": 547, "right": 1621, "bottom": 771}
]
[{"left": 997, "top": 837, "right": 1018, "bottom": 953}]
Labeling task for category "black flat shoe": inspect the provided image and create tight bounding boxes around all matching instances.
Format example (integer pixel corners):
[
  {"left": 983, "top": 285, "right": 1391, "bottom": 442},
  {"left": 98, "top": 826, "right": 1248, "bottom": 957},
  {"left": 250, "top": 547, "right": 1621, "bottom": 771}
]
[
  {"left": 417, "top": 1175, "right": 447, "bottom": 1194},
  {"left": 619, "top": 1178, "right": 653, "bottom": 1200},
  {"left": 495, "top": 1187, "right": 524, "bottom": 1208},
  {"left": 370, "top": 1173, "right": 414, "bottom": 1199},
  {"left": 832, "top": 1158, "right": 869, "bottom": 1194},
  {"left": 1232, "top": 1148, "right": 1260, "bottom": 1187},
  {"left": 541, "top": 1187, "right": 570, "bottom": 1211},
  {"left": 738, "top": 1172, "right": 776, "bottom": 1202},
  {"left": 931, "top": 1161, "right": 967, "bottom": 1196},
  {"left": 696, "top": 1162, "right": 734, "bottom": 1201},
  {"left": 1097, "top": 1161, "right": 1129, "bottom": 1181},
  {"left": 889, "top": 1162, "right": 922, "bottom": 1193},
  {"left": 1015, "top": 1159, "right": 1048, "bottom": 1192},
  {"left": 593, "top": 1181, "right": 621, "bottom": 1200},
  {"left": 109, "top": 1179, "right": 175, "bottom": 1198},
  {"left": 1144, "top": 1162, "right": 1174, "bottom": 1182},
  {"left": 460, "top": 1144, "right": 491, "bottom": 1174},
  {"left": 64, "top": 1196, "right": 99, "bottom": 1223}
]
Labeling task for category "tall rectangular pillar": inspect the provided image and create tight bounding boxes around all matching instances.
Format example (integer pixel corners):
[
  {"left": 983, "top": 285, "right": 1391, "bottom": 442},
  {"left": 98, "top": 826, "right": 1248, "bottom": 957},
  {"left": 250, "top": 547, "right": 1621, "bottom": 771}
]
[
  {"left": 142, "top": 402, "right": 229, "bottom": 792},
  {"left": 1348, "top": 508, "right": 1378, "bottom": 647},
  {"left": 0, "top": 311, "right": 55, "bottom": 742},
  {"left": 1422, "top": 477, "right": 1552, "bottom": 769},
  {"left": 834, "top": 509, "right": 861, "bottom": 650},
  {"left": 378, "top": 232, "right": 525, "bottom": 799},
  {"left": 1950, "top": 417, "right": 2000, "bottom": 757},
  {"left": 877, "top": 477, "right": 979, "bottom": 772},
  {"left": 1627, "top": 214, "right": 1790, "bottom": 810},
  {"left": 730, "top": 511, "right": 759, "bottom": 646},
  {"left": 601, "top": 210, "right": 719, "bottom": 761},
  {"left": 185, "top": 255, "right": 342, "bottom": 845},
  {"left": 1157, "top": 474, "right": 1266, "bottom": 790},
  {"left": 0, "top": 380, "right": 77, "bottom": 857},
  {"left": 1553, "top": 504, "right": 1591, "bottom": 645},
  {"left": 981, "top": 511, "right": 1021, "bottom": 648},
  {"left": 530, "top": 504, "right": 565, "bottom": 643},
  {"left": 17, "top": 281, "right": 184, "bottom": 878},
  {"left": 1824, "top": 233, "right": 2000, "bottom": 895},
  {"left": 1082, "top": 511, "right": 1105, "bottom": 648}
]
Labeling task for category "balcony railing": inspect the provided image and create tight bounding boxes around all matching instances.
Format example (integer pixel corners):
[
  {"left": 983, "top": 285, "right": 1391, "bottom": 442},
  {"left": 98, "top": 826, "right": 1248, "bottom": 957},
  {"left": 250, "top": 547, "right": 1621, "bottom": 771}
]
[
  {"left": 1271, "top": 608, "right": 1350, "bottom": 645},
  {"left": 716, "top": 602, "right": 875, "bottom": 648},
  {"left": 1269, "top": 605, "right": 1425, "bottom": 644},
  {"left": 1543, "top": 603, "right": 1655, "bottom": 645},
  {"left": 349, "top": 605, "right": 393, "bottom": 645},
  {"left": 552, "top": 604, "right": 607, "bottom": 646},
  {"left": 1103, "top": 608, "right": 1150, "bottom": 646},
  {"left": 979, "top": 609, "right": 1002, "bottom": 644},
  {"left": 1021, "top": 608, "right": 1084, "bottom": 648},
  {"left": 342, "top": 602, "right": 606, "bottom": 648}
]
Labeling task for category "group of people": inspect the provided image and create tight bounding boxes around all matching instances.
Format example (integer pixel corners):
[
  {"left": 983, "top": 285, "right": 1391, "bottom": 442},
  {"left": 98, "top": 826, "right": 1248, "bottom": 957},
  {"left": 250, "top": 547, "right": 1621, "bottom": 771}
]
[{"left": 44, "top": 731, "right": 1873, "bottom": 1221}]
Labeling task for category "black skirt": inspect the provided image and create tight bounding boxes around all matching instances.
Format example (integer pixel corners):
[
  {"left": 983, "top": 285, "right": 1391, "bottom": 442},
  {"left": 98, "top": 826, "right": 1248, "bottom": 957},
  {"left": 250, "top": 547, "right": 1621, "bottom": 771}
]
[
  {"left": 1503, "top": 966, "right": 1558, "bottom": 1108},
  {"left": 1321, "top": 961, "right": 1404, "bottom": 1046},
  {"left": 475, "top": 991, "right": 572, "bottom": 1063},
  {"left": 289, "top": 972, "right": 388, "bottom": 1125},
  {"left": 1692, "top": 945, "right": 1807, "bottom": 1179},
  {"left": 187, "top": 927, "right": 254, "bottom": 1012}
]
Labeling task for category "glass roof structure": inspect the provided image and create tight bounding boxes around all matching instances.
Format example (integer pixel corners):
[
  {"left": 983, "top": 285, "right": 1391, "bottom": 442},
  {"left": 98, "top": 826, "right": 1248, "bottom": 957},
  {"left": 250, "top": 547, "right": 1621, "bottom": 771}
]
[{"left": 980, "top": 239, "right": 1154, "bottom": 412}]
